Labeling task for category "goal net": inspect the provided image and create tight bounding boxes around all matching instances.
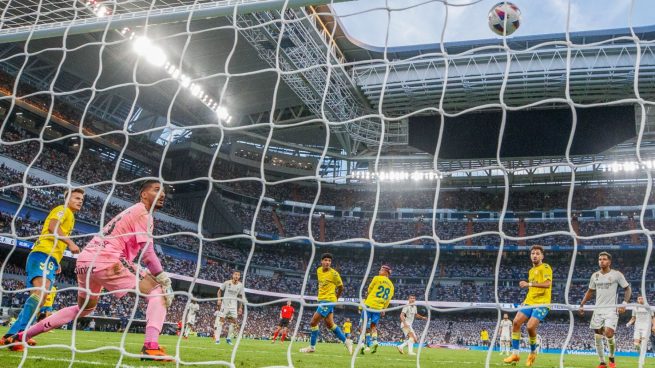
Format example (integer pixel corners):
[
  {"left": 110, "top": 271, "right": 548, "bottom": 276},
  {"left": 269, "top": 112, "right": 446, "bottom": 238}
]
[{"left": 0, "top": 0, "right": 654, "bottom": 367}]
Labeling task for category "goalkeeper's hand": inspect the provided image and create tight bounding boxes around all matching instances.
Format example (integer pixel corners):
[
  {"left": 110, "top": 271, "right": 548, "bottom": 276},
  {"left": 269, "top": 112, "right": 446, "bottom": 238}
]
[{"left": 155, "top": 272, "right": 174, "bottom": 308}]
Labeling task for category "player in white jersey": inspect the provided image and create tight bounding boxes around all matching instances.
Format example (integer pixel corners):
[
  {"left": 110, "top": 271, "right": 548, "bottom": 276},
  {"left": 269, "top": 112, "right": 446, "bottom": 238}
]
[
  {"left": 626, "top": 295, "right": 654, "bottom": 359},
  {"left": 215, "top": 271, "right": 244, "bottom": 345},
  {"left": 183, "top": 300, "right": 200, "bottom": 339},
  {"left": 396, "top": 295, "right": 427, "bottom": 356},
  {"left": 499, "top": 313, "right": 513, "bottom": 356},
  {"left": 579, "top": 252, "right": 632, "bottom": 368}
]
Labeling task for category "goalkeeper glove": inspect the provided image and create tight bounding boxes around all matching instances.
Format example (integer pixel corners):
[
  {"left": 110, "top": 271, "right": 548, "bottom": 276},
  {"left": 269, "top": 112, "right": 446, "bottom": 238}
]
[{"left": 155, "top": 272, "right": 174, "bottom": 307}]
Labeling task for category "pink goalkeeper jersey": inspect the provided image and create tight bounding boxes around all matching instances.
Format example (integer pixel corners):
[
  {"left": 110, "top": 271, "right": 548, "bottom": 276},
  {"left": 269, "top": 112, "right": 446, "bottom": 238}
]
[{"left": 77, "top": 202, "right": 163, "bottom": 275}]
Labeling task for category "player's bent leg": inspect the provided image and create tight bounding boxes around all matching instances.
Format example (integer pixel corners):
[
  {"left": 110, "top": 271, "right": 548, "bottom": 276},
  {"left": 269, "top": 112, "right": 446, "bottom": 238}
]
[
  {"left": 280, "top": 327, "right": 288, "bottom": 343},
  {"left": 370, "top": 324, "right": 379, "bottom": 354},
  {"left": 215, "top": 317, "right": 225, "bottom": 343},
  {"left": 143, "top": 285, "right": 168, "bottom": 348},
  {"left": 504, "top": 309, "right": 530, "bottom": 363},
  {"left": 407, "top": 331, "right": 417, "bottom": 355},
  {"left": 98, "top": 263, "right": 172, "bottom": 361},
  {"left": 603, "top": 327, "right": 617, "bottom": 368},
  {"left": 226, "top": 318, "right": 236, "bottom": 345},
  {"left": 17, "top": 295, "right": 97, "bottom": 350},
  {"left": 525, "top": 312, "right": 546, "bottom": 367},
  {"left": 3, "top": 276, "right": 50, "bottom": 343},
  {"left": 300, "top": 312, "right": 323, "bottom": 353},
  {"left": 325, "top": 314, "right": 348, "bottom": 344}
]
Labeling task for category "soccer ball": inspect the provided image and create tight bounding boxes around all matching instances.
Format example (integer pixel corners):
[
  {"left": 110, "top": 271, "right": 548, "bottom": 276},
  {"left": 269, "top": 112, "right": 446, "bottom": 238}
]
[{"left": 488, "top": 2, "right": 522, "bottom": 36}]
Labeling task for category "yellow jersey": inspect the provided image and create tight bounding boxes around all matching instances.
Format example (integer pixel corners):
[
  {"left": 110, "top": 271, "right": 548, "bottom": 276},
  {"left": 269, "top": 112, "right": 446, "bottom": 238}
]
[
  {"left": 523, "top": 262, "right": 553, "bottom": 306},
  {"left": 481, "top": 330, "right": 489, "bottom": 341},
  {"left": 317, "top": 267, "right": 343, "bottom": 302},
  {"left": 31, "top": 205, "right": 75, "bottom": 264},
  {"left": 364, "top": 275, "right": 394, "bottom": 310},
  {"left": 43, "top": 286, "right": 57, "bottom": 308},
  {"left": 343, "top": 321, "right": 352, "bottom": 333}
]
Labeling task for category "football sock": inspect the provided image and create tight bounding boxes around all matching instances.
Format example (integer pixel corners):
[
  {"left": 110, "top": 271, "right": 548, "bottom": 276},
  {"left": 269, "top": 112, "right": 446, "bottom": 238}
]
[
  {"left": 330, "top": 325, "right": 346, "bottom": 343},
  {"left": 310, "top": 326, "right": 319, "bottom": 347},
  {"left": 227, "top": 324, "right": 235, "bottom": 340},
  {"left": 511, "top": 332, "right": 521, "bottom": 354},
  {"left": 607, "top": 336, "right": 615, "bottom": 357},
  {"left": 595, "top": 334, "right": 605, "bottom": 363},
  {"left": 7, "top": 294, "right": 40, "bottom": 336},
  {"left": 215, "top": 322, "right": 223, "bottom": 340}
]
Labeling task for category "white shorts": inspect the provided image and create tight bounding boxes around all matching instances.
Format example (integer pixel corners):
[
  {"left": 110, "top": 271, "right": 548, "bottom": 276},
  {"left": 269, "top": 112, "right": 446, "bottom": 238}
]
[
  {"left": 186, "top": 316, "right": 196, "bottom": 325},
  {"left": 634, "top": 326, "right": 651, "bottom": 340},
  {"left": 500, "top": 332, "right": 511, "bottom": 342},
  {"left": 219, "top": 307, "right": 238, "bottom": 320},
  {"left": 590, "top": 310, "right": 619, "bottom": 331},
  {"left": 401, "top": 323, "right": 415, "bottom": 336}
]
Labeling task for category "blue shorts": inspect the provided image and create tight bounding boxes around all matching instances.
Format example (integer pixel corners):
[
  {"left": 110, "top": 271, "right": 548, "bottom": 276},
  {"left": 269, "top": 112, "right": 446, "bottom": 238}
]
[
  {"left": 360, "top": 310, "right": 381, "bottom": 329},
  {"left": 26, "top": 251, "right": 59, "bottom": 288},
  {"left": 316, "top": 301, "right": 334, "bottom": 318},
  {"left": 345, "top": 333, "right": 351, "bottom": 339},
  {"left": 518, "top": 306, "right": 549, "bottom": 322},
  {"left": 40, "top": 306, "right": 53, "bottom": 313}
]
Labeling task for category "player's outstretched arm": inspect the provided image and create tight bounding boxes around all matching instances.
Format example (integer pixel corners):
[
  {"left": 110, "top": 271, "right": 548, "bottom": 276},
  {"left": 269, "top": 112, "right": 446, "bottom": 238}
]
[
  {"left": 141, "top": 242, "right": 164, "bottom": 276},
  {"left": 140, "top": 242, "right": 173, "bottom": 307},
  {"left": 618, "top": 284, "right": 632, "bottom": 313},
  {"left": 578, "top": 289, "right": 595, "bottom": 316},
  {"left": 48, "top": 218, "right": 79, "bottom": 253},
  {"left": 217, "top": 288, "right": 223, "bottom": 307},
  {"left": 237, "top": 288, "right": 245, "bottom": 315},
  {"left": 400, "top": 312, "right": 407, "bottom": 327},
  {"left": 626, "top": 316, "right": 636, "bottom": 327},
  {"left": 335, "top": 285, "right": 344, "bottom": 300}
]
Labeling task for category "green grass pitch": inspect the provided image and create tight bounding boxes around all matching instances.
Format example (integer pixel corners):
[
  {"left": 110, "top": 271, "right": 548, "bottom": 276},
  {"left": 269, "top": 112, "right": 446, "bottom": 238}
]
[{"left": 0, "top": 329, "right": 642, "bottom": 367}]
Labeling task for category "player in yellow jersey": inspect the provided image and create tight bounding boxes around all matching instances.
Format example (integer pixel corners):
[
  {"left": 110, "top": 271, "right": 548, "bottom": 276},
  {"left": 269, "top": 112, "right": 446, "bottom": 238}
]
[
  {"left": 38, "top": 286, "right": 57, "bottom": 322},
  {"left": 360, "top": 264, "right": 394, "bottom": 355},
  {"left": 504, "top": 245, "right": 552, "bottom": 367},
  {"left": 343, "top": 318, "right": 352, "bottom": 342},
  {"left": 2, "top": 188, "right": 84, "bottom": 350},
  {"left": 300, "top": 253, "right": 353, "bottom": 354}
]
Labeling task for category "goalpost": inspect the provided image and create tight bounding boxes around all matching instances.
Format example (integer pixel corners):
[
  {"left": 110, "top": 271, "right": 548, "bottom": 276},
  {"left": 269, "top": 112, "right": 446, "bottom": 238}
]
[{"left": 0, "top": 0, "right": 653, "bottom": 367}]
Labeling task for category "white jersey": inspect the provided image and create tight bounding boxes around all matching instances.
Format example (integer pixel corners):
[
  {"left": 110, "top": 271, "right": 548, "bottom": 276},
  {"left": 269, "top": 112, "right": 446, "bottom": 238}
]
[
  {"left": 220, "top": 280, "right": 244, "bottom": 309},
  {"left": 588, "top": 270, "right": 629, "bottom": 312},
  {"left": 187, "top": 303, "right": 199, "bottom": 323},
  {"left": 632, "top": 305, "right": 654, "bottom": 328},
  {"left": 500, "top": 319, "right": 512, "bottom": 338},
  {"left": 401, "top": 304, "right": 418, "bottom": 327}
]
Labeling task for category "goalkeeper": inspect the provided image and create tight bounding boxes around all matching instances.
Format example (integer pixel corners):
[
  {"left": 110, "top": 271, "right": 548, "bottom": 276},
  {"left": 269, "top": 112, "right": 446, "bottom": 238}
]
[{"left": 7, "top": 181, "right": 175, "bottom": 361}]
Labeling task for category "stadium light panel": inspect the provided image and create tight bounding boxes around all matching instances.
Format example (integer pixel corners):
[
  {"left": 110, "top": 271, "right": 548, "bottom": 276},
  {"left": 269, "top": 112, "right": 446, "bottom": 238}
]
[{"left": 95, "top": 5, "right": 109, "bottom": 17}]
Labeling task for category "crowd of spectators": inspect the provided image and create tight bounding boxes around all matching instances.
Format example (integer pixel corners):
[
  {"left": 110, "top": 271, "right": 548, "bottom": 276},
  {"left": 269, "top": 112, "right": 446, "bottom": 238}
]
[
  {"left": 225, "top": 200, "right": 649, "bottom": 246},
  {"left": 2, "top": 239, "right": 651, "bottom": 309},
  {"left": 0, "top": 126, "right": 190, "bottom": 221},
  {"left": 3, "top": 275, "right": 641, "bottom": 352}
]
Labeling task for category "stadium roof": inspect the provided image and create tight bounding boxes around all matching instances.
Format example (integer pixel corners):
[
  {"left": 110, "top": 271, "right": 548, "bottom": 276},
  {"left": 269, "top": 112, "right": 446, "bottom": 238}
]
[{"left": 1, "top": 0, "right": 654, "bottom": 174}]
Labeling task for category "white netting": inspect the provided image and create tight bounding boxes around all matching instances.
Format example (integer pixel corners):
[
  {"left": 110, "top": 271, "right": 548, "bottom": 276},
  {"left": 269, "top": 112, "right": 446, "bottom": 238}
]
[{"left": 0, "top": 0, "right": 654, "bottom": 367}]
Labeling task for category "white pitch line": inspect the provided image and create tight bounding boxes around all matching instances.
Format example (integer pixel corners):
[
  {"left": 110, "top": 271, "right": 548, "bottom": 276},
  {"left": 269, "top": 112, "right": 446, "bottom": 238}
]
[
  {"left": 5, "top": 336, "right": 612, "bottom": 368},
  {"left": 1, "top": 353, "right": 147, "bottom": 368}
]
